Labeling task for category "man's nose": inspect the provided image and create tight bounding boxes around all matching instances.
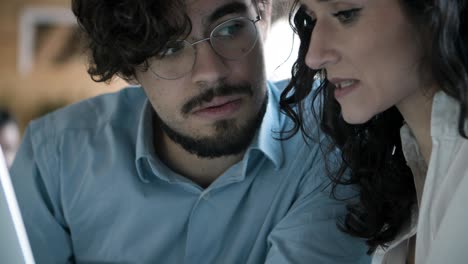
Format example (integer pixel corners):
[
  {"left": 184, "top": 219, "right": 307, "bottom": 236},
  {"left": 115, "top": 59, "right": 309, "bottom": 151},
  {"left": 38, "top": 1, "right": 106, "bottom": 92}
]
[{"left": 191, "top": 40, "right": 230, "bottom": 85}]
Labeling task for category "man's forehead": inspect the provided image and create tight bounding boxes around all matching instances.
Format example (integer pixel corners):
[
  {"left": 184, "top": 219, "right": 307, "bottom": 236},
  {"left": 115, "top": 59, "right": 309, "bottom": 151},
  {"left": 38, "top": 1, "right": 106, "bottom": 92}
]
[
  {"left": 186, "top": 0, "right": 249, "bottom": 7},
  {"left": 187, "top": 0, "right": 253, "bottom": 22}
]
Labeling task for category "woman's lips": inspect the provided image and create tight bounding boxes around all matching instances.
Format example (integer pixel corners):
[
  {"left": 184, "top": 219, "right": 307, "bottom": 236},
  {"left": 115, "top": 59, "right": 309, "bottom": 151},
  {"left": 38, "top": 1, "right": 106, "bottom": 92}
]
[{"left": 329, "top": 78, "right": 360, "bottom": 99}]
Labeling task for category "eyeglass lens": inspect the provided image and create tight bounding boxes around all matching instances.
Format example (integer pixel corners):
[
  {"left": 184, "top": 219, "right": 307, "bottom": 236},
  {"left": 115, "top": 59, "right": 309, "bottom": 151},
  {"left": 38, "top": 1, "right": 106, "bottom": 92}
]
[{"left": 149, "top": 17, "right": 258, "bottom": 80}]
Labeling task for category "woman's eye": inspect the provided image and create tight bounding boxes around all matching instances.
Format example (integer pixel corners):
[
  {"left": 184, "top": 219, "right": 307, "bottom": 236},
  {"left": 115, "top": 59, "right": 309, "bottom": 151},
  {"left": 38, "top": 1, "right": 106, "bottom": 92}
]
[
  {"left": 304, "top": 14, "right": 315, "bottom": 27},
  {"left": 299, "top": 6, "right": 316, "bottom": 29},
  {"left": 333, "top": 8, "right": 362, "bottom": 24}
]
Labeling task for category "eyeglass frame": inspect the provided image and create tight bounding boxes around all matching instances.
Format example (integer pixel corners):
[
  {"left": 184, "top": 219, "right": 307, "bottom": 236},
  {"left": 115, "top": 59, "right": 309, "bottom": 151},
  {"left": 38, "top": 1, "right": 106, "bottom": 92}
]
[{"left": 149, "top": 3, "right": 263, "bottom": 80}]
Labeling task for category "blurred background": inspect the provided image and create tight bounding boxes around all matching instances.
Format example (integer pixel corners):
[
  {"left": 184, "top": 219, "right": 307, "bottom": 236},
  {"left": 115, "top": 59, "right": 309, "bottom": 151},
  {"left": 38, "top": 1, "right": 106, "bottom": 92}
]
[
  {"left": 0, "top": 0, "right": 127, "bottom": 134},
  {"left": 0, "top": 0, "right": 297, "bottom": 135}
]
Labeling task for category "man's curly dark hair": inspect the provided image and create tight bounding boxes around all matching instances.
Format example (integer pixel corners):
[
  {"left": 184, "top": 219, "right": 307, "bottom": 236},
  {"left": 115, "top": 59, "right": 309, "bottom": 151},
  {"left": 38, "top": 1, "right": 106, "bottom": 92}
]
[
  {"left": 280, "top": 0, "right": 468, "bottom": 254},
  {"left": 72, "top": 0, "right": 191, "bottom": 82}
]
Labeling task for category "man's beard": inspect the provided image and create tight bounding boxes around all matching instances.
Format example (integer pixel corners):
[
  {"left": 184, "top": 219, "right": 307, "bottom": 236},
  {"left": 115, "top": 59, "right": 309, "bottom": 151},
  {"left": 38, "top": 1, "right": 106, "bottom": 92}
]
[{"left": 154, "top": 82, "right": 268, "bottom": 158}]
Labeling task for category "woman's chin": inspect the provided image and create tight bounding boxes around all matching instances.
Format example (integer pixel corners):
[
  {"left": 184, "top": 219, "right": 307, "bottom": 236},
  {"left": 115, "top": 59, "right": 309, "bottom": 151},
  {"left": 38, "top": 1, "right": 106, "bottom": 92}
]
[{"left": 341, "top": 110, "right": 374, "bottom": 125}]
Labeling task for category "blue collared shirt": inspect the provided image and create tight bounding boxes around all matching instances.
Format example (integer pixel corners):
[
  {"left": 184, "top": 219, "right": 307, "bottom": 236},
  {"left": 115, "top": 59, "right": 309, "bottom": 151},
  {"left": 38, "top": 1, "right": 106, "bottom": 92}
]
[{"left": 11, "top": 81, "right": 369, "bottom": 264}]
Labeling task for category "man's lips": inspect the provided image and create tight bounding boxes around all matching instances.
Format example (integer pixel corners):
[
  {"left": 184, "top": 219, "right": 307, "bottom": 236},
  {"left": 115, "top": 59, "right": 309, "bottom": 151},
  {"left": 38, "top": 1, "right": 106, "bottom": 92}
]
[{"left": 191, "top": 95, "right": 243, "bottom": 114}]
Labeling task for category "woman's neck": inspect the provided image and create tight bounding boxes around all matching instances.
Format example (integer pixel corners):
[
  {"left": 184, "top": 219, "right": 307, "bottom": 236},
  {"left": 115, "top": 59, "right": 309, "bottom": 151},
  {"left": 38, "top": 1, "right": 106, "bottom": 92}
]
[
  {"left": 397, "top": 86, "right": 437, "bottom": 205},
  {"left": 397, "top": 88, "right": 436, "bottom": 164}
]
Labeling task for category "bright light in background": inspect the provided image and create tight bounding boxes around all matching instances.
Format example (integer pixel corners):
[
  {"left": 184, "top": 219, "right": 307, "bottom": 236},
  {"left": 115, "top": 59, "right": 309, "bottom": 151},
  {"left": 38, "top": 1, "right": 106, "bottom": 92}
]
[{"left": 264, "top": 18, "right": 299, "bottom": 82}]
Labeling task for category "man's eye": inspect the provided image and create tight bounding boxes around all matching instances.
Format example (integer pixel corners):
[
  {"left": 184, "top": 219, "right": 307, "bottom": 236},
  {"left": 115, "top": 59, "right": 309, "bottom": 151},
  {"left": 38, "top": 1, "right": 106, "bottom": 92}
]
[
  {"left": 333, "top": 8, "right": 362, "bottom": 24},
  {"left": 215, "top": 21, "right": 245, "bottom": 38},
  {"left": 159, "top": 41, "right": 186, "bottom": 57}
]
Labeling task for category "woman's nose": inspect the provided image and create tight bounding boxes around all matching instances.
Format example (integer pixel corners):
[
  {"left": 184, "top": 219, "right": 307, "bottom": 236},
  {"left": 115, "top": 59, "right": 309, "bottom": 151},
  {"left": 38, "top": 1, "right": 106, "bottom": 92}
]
[{"left": 304, "top": 21, "right": 340, "bottom": 70}]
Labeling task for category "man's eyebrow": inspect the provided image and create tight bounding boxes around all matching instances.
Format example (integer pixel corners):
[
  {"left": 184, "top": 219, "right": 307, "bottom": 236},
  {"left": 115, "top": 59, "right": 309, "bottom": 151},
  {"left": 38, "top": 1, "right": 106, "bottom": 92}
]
[
  {"left": 307, "top": 0, "right": 332, "bottom": 4},
  {"left": 207, "top": 2, "right": 248, "bottom": 24}
]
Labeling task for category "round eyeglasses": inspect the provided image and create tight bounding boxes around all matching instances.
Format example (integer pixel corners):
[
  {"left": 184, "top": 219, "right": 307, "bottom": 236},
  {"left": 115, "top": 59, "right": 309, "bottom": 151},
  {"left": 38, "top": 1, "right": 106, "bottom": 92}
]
[{"left": 148, "top": 16, "right": 261, "bottom": 80}]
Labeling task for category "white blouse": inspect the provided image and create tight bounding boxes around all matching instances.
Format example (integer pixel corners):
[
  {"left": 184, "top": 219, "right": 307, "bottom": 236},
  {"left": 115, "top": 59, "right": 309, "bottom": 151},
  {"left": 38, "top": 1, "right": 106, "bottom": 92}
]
[{"left": 372, "top": 91, "right": 468, "bottom": 264}]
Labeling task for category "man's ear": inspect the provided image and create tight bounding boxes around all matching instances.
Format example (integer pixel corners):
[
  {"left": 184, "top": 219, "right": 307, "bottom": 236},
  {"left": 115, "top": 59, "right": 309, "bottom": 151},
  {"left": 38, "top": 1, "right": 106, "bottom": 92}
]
[
  {"left": 127, "top": 75, "right": 140, "bottom": 85},
  {"left": 127, "top": 66, "right": 146, "bottom": 85},
  {"left": 257, "top": 0, "right": 272, "bottom": 42}
]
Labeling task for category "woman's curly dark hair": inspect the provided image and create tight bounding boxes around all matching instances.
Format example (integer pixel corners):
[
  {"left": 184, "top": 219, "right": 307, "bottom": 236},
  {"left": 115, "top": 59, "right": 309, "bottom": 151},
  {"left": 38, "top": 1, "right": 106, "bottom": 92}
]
[
  {"left": 72, "top": 0, "right": 191, "bottom": 82},
  {"left": 280, "top": 0, "right": 468, "bottom": 254}
]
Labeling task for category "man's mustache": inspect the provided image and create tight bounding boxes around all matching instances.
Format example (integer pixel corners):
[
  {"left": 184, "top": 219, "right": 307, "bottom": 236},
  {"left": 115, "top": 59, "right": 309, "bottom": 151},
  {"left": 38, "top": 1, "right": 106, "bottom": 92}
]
[{"left": 182, "top": 83, "right": 253, "bottom": 114}]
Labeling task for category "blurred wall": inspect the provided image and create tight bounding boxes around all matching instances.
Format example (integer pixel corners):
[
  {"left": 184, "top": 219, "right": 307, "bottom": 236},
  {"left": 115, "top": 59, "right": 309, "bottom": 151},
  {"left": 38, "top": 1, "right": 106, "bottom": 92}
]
[{"left": 0, "top": 0, "right": 126, "bottom": 132}]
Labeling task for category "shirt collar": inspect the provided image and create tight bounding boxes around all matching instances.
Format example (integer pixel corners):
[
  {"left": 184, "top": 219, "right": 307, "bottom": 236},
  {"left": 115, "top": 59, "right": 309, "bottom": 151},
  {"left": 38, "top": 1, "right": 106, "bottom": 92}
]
[
  {"left": 430, "top": 91, "right": 465, "bottom": 138},
  {"left": 135, "top": 98, "right": 157, "bottom": 183},
  {"left": 400, "top": 91, "right": 464, "bottom": 161},
  {"left": 247, "top": 81, "right": 284, "bottom": 169},
  {"left": 134, "top": 81, "right": 284, "bottom": 183}
]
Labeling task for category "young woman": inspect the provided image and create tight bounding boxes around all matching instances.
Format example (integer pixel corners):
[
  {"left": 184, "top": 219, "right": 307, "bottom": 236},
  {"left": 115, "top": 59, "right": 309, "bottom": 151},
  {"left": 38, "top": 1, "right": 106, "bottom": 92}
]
[{"left": 280, "top": 0, "right": 468, "bottom": 263}]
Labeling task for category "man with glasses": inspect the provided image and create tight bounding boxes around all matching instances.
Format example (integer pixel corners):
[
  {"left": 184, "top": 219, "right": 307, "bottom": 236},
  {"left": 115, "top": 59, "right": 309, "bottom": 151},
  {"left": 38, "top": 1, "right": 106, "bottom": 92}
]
[{"left": 10, "top": 0, "right": 369, "bottom": 263}]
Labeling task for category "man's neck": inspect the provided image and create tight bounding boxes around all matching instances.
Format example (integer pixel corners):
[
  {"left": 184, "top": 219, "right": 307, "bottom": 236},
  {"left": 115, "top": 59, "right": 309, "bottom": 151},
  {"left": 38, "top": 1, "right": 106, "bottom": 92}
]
[{"left": 155, "top": 130, "right": 245, "bottom": 188}]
